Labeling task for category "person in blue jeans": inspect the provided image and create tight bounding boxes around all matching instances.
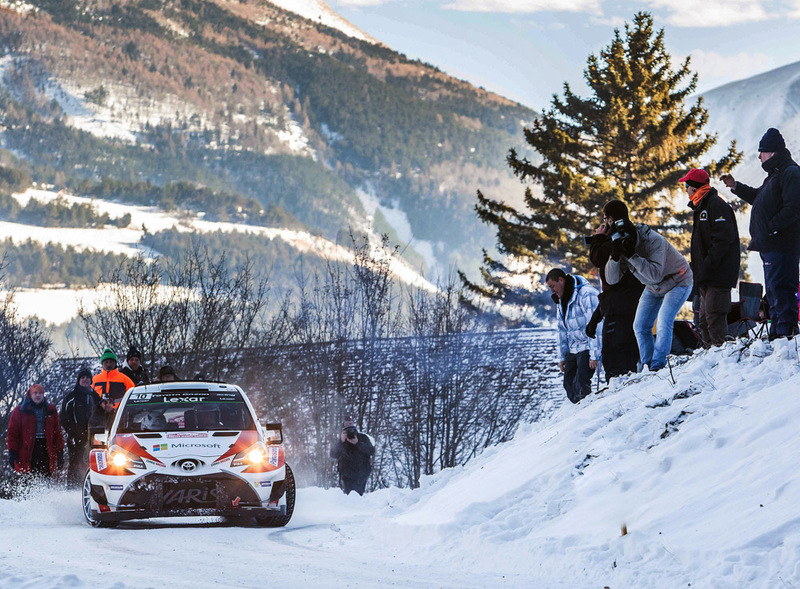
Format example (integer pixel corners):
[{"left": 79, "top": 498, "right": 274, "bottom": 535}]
[
  {"left": 722, "top": 128, "right": 800, "bottom": 340},
  {"left": 605, "top": 201, "right": 694, "bottom": 371}
]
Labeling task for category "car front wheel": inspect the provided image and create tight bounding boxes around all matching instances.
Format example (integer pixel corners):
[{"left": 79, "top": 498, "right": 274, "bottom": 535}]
[
  {"left": 255, "top": 464, "right": 295, "bottom": 527},
  {"left": 82, "top": 470, "right": 118, "bottom": 528}
]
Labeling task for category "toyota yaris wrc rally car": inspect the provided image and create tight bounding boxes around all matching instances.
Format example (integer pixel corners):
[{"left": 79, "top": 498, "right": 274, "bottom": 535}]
[{"left": 82, "top": 382, "right": 295, "bottom": 528}]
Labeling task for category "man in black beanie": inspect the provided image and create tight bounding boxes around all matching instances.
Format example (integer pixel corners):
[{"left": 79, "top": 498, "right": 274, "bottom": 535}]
[
  {"left": 120, "top": 345, "right": 150, "bottom": 386},
  {"left": 61, "top": 368, "right": 95, "bottom": 486},
  {"left": 722, "top": 128, "right": 800, "bottom": 339}
]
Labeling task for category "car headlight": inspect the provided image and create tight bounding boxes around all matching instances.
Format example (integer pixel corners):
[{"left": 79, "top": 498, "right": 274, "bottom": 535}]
[
  {"left": 108, "top": 445, "right": 146, "bottom": 470},
  {"left": 231, "top": 442, "right": 268, "bottom": 468}
]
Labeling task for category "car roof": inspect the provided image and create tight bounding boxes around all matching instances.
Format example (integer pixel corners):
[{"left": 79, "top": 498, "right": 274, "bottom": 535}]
[{"left": 129, "top": 381, "right": 242, "bottom": 394}]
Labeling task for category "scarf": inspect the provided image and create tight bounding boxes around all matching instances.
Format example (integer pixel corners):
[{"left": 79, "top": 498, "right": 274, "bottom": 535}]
[{"left": 690, "top": 184, "right": 711, "bottom": 207}]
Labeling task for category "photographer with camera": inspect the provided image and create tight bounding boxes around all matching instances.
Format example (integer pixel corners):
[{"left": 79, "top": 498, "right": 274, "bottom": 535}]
[
  {"left": 330, "top": 418, "right": 375, "bottom": 495},
  {"left": 585, "top": 201, "right": 645, "bottom": 379},
  {"left": 545, "top": 268, "right": 600, "bottom": 403},
  {"left": 604, "top": 200, "right": 693, "bottom": 372}
]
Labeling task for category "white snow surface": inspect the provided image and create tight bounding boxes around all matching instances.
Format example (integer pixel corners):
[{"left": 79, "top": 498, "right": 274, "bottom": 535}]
[
  {"left": 266, "top": 0, "right": 377, "bottom": 43},
  {"left": 1, "top": 337, "right": 800, "bottom": 587}
]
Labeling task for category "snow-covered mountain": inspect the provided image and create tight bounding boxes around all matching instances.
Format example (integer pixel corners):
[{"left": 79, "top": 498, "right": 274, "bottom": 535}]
[
  {"left": 266, "top": 0, "right": 378, "bottom": 43},
  {"left": 1, "top": 336, "right": 798, "bottom": 587},
  {"left": 702, "top": 60, "right": 800, "bottom": 185},
  {"left": 0, "top": 0, "right": 534, "bottom": 290}
]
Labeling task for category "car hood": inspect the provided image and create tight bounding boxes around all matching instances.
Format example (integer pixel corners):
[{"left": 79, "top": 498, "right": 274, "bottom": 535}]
[{"left": 114, "top": 431, "right": 256, "bottom": 461}]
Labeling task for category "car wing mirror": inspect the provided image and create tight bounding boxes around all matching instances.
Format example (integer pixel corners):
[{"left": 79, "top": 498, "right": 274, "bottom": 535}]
[
  {"left": 261, "top": 421, "right": 283, "bottom": 445},
  {"left": 89, "top": 426, "right": 108, "bottom": 449}
]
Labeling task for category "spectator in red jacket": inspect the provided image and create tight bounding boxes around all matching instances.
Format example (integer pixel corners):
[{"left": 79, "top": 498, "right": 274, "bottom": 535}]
[{"left": 7, "top": 384, "right": 65, "bottom": 481}]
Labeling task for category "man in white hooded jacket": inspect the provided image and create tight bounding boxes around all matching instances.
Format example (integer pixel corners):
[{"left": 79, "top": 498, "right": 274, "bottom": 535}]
[{"left": 546, "top": 268, "right": 601, "bottom": 403}]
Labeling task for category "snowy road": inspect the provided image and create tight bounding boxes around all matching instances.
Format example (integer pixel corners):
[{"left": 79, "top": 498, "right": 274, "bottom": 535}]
[{"left": 0, "top": 486, "right": 541, "bottom": 589}]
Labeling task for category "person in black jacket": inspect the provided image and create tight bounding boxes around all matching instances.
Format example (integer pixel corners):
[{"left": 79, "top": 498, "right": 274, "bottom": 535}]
[
  {"left": 586, "top": 200, "right": 644, "bottom": 379},
  {"left": 329, "top": 418, "right": 374, "bottom": 495},
  {"left": 120, "top": 345, "right": 149, "bottom": 386},
  {"left": 60, "top": 368, "right": 95, "bottom": 486},
  {"left": 722, "top": 128, "right": 800, "bottom": 339},
  {"left": 681, "top": 169, "right": 740, "bottom": 347}
]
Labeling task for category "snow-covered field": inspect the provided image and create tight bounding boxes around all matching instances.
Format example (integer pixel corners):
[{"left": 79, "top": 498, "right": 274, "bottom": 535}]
[
  {"left": 3, "top": 188, "right": 437, "bottom": 324},
  {"left": 1, "top": 336, "right": 799, "bottom": 588}
]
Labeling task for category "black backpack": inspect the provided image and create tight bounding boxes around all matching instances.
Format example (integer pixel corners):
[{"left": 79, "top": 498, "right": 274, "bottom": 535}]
[{"left": 671, "top": 320, "right": 701, "bottom": 355}]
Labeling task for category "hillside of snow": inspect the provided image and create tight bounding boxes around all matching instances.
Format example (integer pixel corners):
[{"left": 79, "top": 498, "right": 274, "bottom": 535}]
[
  {"left": 1, "top": 336, "right": 798, "bottom": 587},
  {"left": 2, "top": 188, "right": 436, "bottom": 325}
]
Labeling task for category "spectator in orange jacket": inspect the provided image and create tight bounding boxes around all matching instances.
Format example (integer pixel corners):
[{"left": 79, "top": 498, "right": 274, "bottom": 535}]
[
  {"left": 92, "top": 348, "right": 135, "bottom": 408},
  {"left": 7, "top": 384, "right": 65, "bottom": 480}
]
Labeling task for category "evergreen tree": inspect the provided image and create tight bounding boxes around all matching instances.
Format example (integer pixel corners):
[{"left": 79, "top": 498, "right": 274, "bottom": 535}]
[{"left": 463, "top": 12, "right": 742, "bottom": 305}]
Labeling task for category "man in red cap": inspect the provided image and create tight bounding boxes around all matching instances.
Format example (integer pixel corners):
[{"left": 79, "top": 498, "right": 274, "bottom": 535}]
[{"left": 680, "top": 168, "right": 740, "bottom": 347}]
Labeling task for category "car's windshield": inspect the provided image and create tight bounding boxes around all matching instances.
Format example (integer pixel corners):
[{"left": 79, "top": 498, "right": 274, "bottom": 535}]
[{"left": 117, "top": 389, "right": 256, "bottom": 433}]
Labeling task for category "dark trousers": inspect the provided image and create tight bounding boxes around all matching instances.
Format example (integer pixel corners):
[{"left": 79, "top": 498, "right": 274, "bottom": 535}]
[
  {"left": 762, "top": 251, "right": 800, "bottom": 338},
  {"left": 67, "top": 440, "right": 89, "bottom": 487},
  {"left": 342, "top": 477, "right": 367, "bottom": 496},
  {"left": 563, "top": 350, "right": 595, "bottom": 404},
  {"left": 698, "top": 286, "right": 732, "bottom": 347},
  {"left": 602, "top": 315, "right": 639, "bottom": 379},
  {"left": 30, "top": 439, "right": 51, "bottom": 477}
]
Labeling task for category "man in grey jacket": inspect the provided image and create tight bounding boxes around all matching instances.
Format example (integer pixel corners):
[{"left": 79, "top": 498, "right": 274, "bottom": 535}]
[
  {"left": 546, "top": 268, "right": 601, "bottom": 403},
  {"left": 604, "top": 202, "right": 694, "bottom": 371}
]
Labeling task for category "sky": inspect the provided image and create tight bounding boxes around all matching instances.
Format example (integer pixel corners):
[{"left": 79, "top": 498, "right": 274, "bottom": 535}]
[
  {"left": 2, "top": 335, "right": 799, "bottom": 587},
  {"left": 327, "top": 0, "right": 800, "bottom": 109}
]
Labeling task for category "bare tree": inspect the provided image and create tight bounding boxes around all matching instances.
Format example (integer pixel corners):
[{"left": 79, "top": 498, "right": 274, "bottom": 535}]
[
  {"left": 79, "top": 246, "right": 270, "bottom": 380},
  {"left": 0, "top": 293, "right": 53, "bottom": 433}
]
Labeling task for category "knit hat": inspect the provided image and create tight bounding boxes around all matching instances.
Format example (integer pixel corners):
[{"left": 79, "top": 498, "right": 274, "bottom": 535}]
[
  {"left": 603, "top": 200, "right": 629, "bottom": 221},
  {"left": 77, "top": 368, "right": 92, "bottom": 381},
  {"left": 678, "top": 168, "right": 710, "bottom": 188},
  {"left": 100, "top": 348, "right": 117, "bottom": 364},
  {"left": 158, "top": 365, "right": 177, "bottom": 379},
  {"left": 126, "top": 345, "right": 141, "bottom": 361},
  {"left": 758, "top": 128, "right": 785, "bottom": 152},
  {"left": 26, "top": 383, "right": 45, "bottom": 398}
]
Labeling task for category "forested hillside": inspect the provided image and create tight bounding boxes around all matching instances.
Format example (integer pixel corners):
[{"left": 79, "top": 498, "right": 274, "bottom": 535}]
[{"left": 0, "top": 0, "right": 536, "bottom": 282}]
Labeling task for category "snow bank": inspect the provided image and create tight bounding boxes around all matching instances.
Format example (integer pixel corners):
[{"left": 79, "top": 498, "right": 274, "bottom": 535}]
[{"left": 2, "top": 338, "right": 798, "bottom": 587}]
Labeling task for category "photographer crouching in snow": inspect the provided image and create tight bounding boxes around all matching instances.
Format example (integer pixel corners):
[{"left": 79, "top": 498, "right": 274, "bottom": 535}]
[
  {"left": 545, "top": 268, "right": 601, "bottom": 403},
  {"left": 330, "top": 418, "right": 374, "bottom": 495},
  {"left": 603, "top": 200, "right": 693, "bottom": 372}
]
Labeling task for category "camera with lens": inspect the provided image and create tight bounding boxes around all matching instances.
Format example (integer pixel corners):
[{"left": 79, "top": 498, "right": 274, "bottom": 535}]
[
  {"left": 344, "top": 426, "right": 358, "bottom": 440},
  {"left": 610, "top": 219, "right": 633, "bottom": 246}
]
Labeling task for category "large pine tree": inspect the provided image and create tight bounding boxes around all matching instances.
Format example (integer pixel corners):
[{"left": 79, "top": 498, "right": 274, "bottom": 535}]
[{"left": 462, "top": 12, "right": 742, "bottom": 307}]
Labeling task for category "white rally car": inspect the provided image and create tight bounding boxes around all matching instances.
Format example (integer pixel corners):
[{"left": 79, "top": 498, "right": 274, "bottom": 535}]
[{"left": 82, "top": 382, "right": 295, "bottom": 528}]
